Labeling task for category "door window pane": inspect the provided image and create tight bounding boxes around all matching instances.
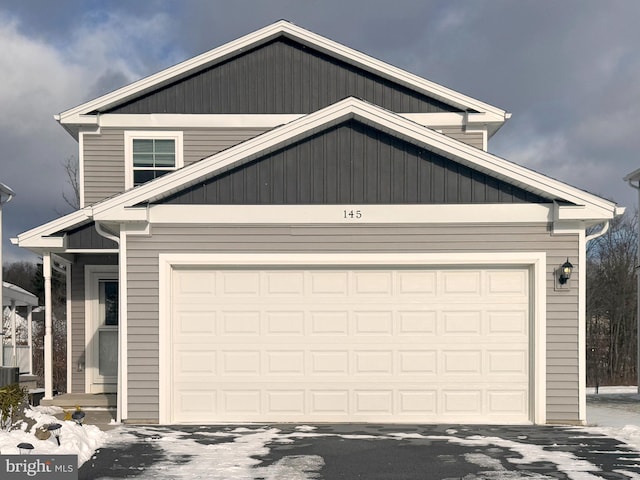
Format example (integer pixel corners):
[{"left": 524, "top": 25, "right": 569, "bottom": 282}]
[
  {"left": 98, "top": 330, "right": 118, "bottom": 377},
  {"left": 99, "top": 281, "right": 119, "bottom": 326}
]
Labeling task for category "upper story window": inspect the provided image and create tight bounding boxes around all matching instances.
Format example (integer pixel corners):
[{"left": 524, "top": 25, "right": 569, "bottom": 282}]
[{"left": 124, "top": 131, "right": 183, "bottom": 189}]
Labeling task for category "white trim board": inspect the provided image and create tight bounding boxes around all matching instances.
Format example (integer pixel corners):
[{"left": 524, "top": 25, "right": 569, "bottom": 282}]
[
  {"left": 79, "top": 112, "right": 502, "bottom": 133},
  {"left": 124, "top": 131, "right": 184, "bottom": 190},
  {"left": 158, "top": 251, "right": 547, "bottom": 425},
  {"left": 145, "top": 204, "right": 554, "bottom": 225}
]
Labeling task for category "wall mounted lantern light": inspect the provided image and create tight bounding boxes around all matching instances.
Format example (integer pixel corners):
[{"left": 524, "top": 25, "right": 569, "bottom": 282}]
[{"left": 557, "top": 258, "right": 574, "bottom": 287}]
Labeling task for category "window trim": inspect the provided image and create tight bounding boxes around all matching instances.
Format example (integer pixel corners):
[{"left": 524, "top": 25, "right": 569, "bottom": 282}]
[{"left": 124, "top": 131, "right": 184, "bottom": 189}]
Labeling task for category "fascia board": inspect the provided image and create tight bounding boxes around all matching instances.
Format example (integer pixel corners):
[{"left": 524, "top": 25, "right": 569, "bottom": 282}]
[
  {"left": 93, "top": 111, "right": 505, "bottom": 129},
  {"left": 17, "top": 235, "right": 65, "bottom": 249},
  {"left": 554, "top": 203, "right": 617, "bottom": 221},
  {"left": 89, "top": 97, "right": 616, "bottom": 221},
  {"left": 16, "top": 209, "right": 91, "bottom": 245},
  {"left": 58, "top": 20, "right": 507, "bottom": 124},
  {"left": 624, "top": 168, "right": 640, "bottom": 182},
  {"left": 93, "top": 207, "right": 147, "bottom": 223}
]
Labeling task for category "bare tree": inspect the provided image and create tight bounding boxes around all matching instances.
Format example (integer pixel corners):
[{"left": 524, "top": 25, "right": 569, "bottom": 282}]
[
  {"left": 62, "top": 155, "right": 80, "bottom": 210},
  {"left": 586, "top": 211, "right": 638, "bottom": 386}
]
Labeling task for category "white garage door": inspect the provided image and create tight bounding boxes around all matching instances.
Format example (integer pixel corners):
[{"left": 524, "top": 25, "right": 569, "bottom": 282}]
[{"left": 169, "top": 267, "right": 530, "bottom": 423}]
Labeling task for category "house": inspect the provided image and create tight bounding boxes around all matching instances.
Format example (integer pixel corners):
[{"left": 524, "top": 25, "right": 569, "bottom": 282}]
[{"left": 15, "top": 21, "right": 621, "bottom": 425}]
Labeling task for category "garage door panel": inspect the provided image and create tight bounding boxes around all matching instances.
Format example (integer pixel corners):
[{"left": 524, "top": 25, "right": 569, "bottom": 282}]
[
  {"left": 354, "top": 311, "right": 394, "bottom": 334},
  {"left": 309, "top": 272, "right": 349, "bottom": 295},
  {"left": 268, "top": 390, "right": 305, "bottom": 413},
  {"left": 442, "top": 350, "right": 483, "bottom": 375},
  {"left": 442, "top": 311, "right": 482, "bottom": 335},
  {"left": 175, "top": 270, "right": 216, "bottom": 296},
  {"left": 173, "top": 311, "right": 216, "bottom": 338},
  {"left": 310, "top": 350, "right": 349, "bottom": 374},
  {"left": 221, "top": 350, "right": 260, "bottom": 375},
  {"left": 487, "top": 310, "right": 528, "bottom": 335},
  {"left": 354, "top": 350, "right": 393, "bottom": 374},
  {"left": 266, "top": 271, "right": 305, "bottom": 295},
  {"left": 311, "top": 390, "right": 349, "bottom": 414},
  {"left": 266, "top": 311, "right": 305, "bottom": 334},
  {"left": 173, "top": 389, "right": 216, "bottom": 421},
  {"left": 441, "top": 271, "right": 482, "bottom": 295},
  {"left": 221, "top": 311, "right": 260, "bottom": 335},
  {"left": 398, "top": 390, "right": 438, "bottom": 414},
  {"left": 486, "top": 270, "right": 529, "bottom": 296},
  {"left": 310, "top": 311, "right": 349, "bottom": 335},
  {"left": 354, "top": 390, "right": 393, "bottom": 414},
  {"left": 170, "top": 267, "right": 530, "bottom": 423},
  {"left": 487, "top": 350, "right": 528, "bottom": 375},
  {"left": 397, "top": 271, "right": 437, "bottom": 295},
  {"left": 398, "top": 311, "right": 437, "bottom": 334},
  {"left": 353, "top": 271, "right": 393, "bottom": 295},
  {"left": 222, "top": 271, "right": 260, "bottom": 295},
  {"left": 223, "top": 390, "right": 261, "bottom": 413},
  {"left": 266, "top": 350, "right": 305, "bottom": 374},
  {"left": 174, "top": 348, "right": 216, "bottom": 377},
  {"left": 487, "top": 390, "right": 528, "bottom": 414},
  {"left": 398, "top": 350, "right": 437, "bottom": 374}
]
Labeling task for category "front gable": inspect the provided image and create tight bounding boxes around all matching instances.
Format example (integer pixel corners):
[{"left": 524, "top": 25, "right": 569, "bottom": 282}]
[
  {"left": 160, "top": 120, "right": 546, "bottom": 205},
  {"left": 18, "top": 98, "right": 618, "bottom": 250},
  {"left": 104, "top": 37, "right": 462, "bottom": 116},
  {"left": 57, "top": 21, "right": 509, "bottom": 140}
]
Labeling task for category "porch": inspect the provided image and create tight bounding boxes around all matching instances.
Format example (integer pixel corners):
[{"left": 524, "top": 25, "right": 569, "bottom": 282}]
[
  {"left": 1, "top": 281, "right": 39, "bottom": 375},
  {"left": 40, "top": 393, "right": 117, "bottom": 409},
  {"left": 41, "top": 393, "right": 117, "bottom": 428}
]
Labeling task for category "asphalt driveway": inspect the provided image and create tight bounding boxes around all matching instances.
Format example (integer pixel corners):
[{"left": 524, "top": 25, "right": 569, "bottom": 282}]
[{"left": 79, "top": 423, "right": 640, "bottom": 479}]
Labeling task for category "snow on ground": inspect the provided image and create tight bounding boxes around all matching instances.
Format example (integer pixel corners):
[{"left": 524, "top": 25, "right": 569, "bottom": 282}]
[
  {"left": 587, "top": 386, "right": 640, "bottom": 395},
  {"left": 0, "top": 406, "right": 106, "bottom": 466},
  {"left": 585, "top": 385, "right": 640, "bottom": 453},
  {"left": 2, "top": 389, "right": 640, "bottom": 479},
  {"left": 92, "top": 421, "right": 640, "bottom": 480}
]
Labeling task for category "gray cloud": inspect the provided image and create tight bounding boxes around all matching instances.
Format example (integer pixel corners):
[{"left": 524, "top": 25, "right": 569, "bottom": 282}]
[{"left": 1, "top": 0, "right": 638, "bottom": 264}]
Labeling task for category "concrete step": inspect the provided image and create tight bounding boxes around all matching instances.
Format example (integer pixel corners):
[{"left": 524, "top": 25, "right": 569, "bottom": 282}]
[{"left": 40, "top": 393, "right": 116, "bottom": 409}]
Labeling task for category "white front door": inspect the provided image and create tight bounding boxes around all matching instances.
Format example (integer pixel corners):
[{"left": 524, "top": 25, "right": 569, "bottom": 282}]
[{"left": 86, "top": 266, "right": 118, "bottom": 393}]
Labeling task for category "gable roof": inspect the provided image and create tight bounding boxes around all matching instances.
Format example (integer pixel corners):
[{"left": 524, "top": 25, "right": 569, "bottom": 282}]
[
  {"left": 159, "top": 118, "right": 547, "bottom": 206},
  {"left": 3, "top": 282, "right": 38, "bottom": 307},
  {"left": 18, "top": 97, "right": 619, "bottom": 249},
  {"left": 56, "top": 20, "right": 509, "bottom": 132},
  {"left": 91, "top": 97, "right": 617, "bottom": 216}
]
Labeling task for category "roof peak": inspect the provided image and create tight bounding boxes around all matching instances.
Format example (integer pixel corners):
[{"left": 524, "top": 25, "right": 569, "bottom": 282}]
[{"left": 56, "top": 20, "right": 508, "bottom": 133}]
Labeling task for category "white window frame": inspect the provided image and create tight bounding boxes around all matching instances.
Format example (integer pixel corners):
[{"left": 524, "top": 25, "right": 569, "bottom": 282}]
[{"left": 124, "top": 131, "right": 184, "bottom": 189}]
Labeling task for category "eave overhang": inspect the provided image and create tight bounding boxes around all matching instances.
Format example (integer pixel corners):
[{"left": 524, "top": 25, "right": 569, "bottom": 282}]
[
  {"left": 89, "top": 97, "right": 618, "bottom": 223},
  {"left": 17, "top": 97, "right": 619, "bottom": 251}
]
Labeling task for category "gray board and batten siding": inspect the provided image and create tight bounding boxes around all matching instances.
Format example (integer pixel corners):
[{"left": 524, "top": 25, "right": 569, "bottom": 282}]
[
  {"left": 158, "top": 120, "right": 546, "bottom": 206},
  {"left": 125, "top": 223, "right": 580, "bottom": 423},
  {"left": 101, "top": 37, "right": 464, "bottom": 116},
  {"left": 66, "top": 222, "right": 119, "bottom": 250},
  {"left": 82, "top": 125, "right": 487, "bottom": 207}
]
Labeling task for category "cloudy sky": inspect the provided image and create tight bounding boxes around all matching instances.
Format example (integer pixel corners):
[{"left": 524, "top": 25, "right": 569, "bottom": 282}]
[{"left": 1, "top": 0, "right": 639, "bottom": 263}]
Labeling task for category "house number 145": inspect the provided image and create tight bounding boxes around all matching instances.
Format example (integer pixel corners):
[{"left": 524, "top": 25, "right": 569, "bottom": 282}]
[{"left": 343, "top": 209, "right": 363, "bottom": 219}]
